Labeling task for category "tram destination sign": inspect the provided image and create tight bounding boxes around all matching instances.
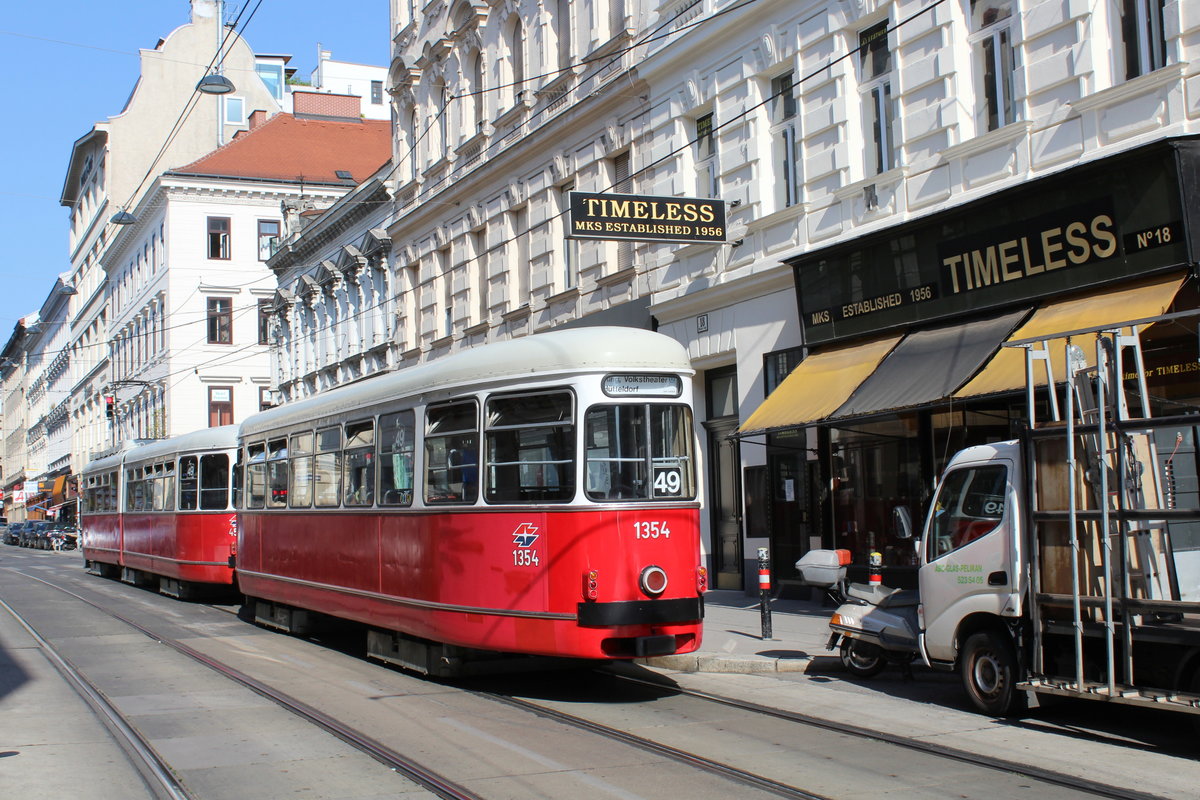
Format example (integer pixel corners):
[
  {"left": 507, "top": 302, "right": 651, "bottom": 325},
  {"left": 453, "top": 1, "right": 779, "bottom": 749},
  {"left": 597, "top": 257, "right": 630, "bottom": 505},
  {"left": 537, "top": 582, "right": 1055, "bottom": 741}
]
[{"left": 569, "top": 191, "right": 726, "bottom": 244}]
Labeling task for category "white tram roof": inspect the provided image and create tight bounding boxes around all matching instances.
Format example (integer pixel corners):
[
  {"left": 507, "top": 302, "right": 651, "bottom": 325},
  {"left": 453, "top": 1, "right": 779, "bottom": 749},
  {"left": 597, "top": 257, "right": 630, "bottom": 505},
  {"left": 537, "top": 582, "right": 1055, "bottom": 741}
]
[
  {"left": 240, "top": 327, "right": 693, "bottom": 439},
  {"left": 81, "top": 426, "right": 239, "bottom": 475}
]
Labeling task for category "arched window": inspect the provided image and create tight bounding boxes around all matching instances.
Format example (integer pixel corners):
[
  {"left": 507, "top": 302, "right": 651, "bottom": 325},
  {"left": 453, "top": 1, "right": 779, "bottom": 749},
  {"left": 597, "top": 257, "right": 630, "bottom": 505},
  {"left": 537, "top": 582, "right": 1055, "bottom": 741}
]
[
  {"left": 472, "top": 50, "right": 484, "bottom": 131},
  {"left": 504, "top": 17, "right": 525, "bottom": 107}
]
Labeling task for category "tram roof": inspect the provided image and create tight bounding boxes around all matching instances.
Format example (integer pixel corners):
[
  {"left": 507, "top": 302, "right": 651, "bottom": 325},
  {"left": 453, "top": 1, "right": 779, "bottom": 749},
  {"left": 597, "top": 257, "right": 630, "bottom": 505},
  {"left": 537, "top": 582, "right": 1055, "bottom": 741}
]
[
  {"left": 82, "top": 427, "right": 239, "bottom": 474},
  {"left": 240, "top": 327, "right": 693, "bottom": 438}
]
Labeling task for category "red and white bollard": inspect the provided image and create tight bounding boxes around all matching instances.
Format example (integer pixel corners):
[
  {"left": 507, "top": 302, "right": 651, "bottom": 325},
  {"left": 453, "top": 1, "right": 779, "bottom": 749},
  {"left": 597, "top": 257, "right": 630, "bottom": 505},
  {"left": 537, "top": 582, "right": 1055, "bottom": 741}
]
[
  {"left": 869, "top": 550, "right": 883, "bottom": 586},
  {"left": 757, "top": 547, "right": 774, "bottom": 640}
]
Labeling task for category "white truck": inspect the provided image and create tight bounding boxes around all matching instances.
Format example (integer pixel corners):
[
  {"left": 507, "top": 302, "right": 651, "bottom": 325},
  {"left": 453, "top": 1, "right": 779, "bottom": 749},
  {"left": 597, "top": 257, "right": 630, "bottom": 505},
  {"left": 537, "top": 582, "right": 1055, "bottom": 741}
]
[{"left": 917, "top": 321, "right": 1200, "bottom": 717}]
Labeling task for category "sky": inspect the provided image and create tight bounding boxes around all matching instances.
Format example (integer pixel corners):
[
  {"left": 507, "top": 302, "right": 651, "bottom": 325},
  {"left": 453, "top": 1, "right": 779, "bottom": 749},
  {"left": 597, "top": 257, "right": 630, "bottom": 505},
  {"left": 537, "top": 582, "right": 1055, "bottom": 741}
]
[{"left": 0, "top": 0, "right": 390, "bottom": 333}]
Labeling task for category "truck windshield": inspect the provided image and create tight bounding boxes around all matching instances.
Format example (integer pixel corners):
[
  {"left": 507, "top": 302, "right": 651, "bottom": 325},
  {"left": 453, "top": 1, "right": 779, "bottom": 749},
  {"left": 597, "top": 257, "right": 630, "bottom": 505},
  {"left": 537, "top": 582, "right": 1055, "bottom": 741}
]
[{"left": 927, "top": 464, "right": 1007, "bottom": 560}]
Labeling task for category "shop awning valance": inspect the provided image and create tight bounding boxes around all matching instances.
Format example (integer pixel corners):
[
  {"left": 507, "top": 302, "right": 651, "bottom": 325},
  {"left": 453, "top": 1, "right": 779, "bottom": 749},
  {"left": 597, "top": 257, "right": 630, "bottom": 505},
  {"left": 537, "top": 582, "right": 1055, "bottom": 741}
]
[
  {"left": 738, "top": 335, "right": 901, "bottom": 436},
  {"left": 954, "top": 272, "right": 1186, "bottom": 399}
]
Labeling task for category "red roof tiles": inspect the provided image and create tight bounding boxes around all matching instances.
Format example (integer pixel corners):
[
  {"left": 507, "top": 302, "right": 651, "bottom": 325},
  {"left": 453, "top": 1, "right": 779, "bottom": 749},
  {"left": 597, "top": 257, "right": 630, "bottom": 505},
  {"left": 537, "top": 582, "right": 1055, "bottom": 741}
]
[{"left": 176, "top": 113, "right": 391, "bottom": 185}]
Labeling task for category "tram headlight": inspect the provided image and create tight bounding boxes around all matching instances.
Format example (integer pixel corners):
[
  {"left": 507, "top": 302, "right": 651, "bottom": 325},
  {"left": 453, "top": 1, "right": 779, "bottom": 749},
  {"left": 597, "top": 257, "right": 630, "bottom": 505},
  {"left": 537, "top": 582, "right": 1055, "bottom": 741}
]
[{"left": 639, "top": 565, "right": 668, "bottom": 597}]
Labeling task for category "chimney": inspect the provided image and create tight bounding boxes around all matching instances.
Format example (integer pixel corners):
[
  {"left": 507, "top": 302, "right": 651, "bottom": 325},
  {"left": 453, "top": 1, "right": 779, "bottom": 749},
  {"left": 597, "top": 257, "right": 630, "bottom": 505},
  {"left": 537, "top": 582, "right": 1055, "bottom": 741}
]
[
  {"left": 249, "top": 110, "right": 269, "bottom": 130},
  {"left": 292, "top": 91, "right": 362, "bottom": 121}
]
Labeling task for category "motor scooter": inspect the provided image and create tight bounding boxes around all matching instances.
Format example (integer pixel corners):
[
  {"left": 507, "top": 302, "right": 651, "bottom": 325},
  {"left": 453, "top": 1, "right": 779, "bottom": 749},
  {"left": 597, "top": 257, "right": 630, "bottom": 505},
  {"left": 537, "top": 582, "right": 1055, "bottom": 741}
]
[{"left": 795, "top": 547, "right": 920, "bottom": 678}]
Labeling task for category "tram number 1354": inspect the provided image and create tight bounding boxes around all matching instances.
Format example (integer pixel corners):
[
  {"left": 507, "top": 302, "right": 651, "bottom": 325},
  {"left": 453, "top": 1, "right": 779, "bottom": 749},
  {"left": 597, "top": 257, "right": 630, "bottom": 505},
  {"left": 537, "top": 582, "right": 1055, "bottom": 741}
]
[
  {"left": 634, "top": 521, "right": 672, "bottom": 539},
  {"left": 513, "top": 548, "right": 541, "bottom": 566}
]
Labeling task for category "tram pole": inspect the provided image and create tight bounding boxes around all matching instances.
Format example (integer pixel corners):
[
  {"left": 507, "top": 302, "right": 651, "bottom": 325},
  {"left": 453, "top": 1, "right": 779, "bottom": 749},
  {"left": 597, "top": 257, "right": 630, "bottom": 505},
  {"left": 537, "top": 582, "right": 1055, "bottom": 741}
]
[{"left": 758, "top": 546, "right": 774, "bottom": 640}]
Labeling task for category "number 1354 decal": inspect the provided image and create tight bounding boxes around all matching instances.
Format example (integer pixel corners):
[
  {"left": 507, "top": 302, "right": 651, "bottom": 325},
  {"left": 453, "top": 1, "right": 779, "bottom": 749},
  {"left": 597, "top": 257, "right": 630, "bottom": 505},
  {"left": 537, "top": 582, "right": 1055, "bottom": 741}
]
[{"left": 634, "top": 521, "right": 672, "bottom": 539}]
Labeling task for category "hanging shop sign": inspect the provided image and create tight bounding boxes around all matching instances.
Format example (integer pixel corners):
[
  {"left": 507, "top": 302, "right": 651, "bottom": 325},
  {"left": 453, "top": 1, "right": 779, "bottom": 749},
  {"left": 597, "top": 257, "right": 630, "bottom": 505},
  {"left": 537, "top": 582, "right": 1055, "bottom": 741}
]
[
  {"left": 791, "top": 140, "right": 1194, "bottom": 346},
  {"left": 568, "top": 191, "right": 727, "bottom": 244}
]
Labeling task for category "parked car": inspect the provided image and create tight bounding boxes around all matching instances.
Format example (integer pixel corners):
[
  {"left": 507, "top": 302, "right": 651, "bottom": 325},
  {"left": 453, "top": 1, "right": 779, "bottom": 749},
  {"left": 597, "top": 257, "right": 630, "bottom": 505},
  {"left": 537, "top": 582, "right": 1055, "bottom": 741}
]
[
  {"left": 3, "top": 521, "right": 21, "bottom": 546},
  {"left": 46, "top": 524, "right": 79, "bottom": 551},
  {"left": 20, "top": 521, "right": 50, "bottom": 548}
]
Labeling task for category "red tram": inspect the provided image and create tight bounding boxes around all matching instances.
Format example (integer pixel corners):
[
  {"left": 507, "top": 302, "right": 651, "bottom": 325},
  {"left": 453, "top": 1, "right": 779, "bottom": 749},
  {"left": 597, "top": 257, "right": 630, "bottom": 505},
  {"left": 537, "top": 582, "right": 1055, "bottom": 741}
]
[
  {"left": 236, "top": 327, "right": 706, "bottom": 674},
  {"left": 80, "top": 427, "right": 238, "bottom": 598}
]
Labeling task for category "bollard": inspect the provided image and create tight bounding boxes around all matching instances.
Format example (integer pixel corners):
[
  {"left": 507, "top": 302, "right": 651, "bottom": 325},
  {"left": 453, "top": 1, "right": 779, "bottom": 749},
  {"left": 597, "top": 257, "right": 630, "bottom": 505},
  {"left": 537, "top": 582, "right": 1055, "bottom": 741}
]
[
  {"left": 758, "top": 546, "right": 773, "bottom": 640},
  {"left": 869, "top": 550, "right": 883, "bottom": 586}
]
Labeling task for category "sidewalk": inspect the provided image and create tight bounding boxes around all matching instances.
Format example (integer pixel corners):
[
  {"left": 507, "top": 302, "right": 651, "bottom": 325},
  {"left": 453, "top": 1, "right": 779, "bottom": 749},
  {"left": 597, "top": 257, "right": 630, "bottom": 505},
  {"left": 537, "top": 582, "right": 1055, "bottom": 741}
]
[{"left": 642, "top": 589, "right": 837, "bottom": 673}]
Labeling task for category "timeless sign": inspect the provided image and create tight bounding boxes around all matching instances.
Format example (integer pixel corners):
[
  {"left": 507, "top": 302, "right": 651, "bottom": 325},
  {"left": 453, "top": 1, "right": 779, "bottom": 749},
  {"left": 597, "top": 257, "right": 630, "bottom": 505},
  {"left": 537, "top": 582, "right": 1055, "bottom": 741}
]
[{"left": 568, "top": 191, "right": 727, "bottom": 243}]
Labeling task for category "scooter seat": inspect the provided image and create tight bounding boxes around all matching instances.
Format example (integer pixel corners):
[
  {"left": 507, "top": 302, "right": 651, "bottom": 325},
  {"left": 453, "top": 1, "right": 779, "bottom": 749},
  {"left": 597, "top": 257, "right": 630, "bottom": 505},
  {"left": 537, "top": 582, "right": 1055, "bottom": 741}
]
[
  {"left": 877, "top": 588, "right": 919, "bottom": 610},
  {"left": 845, "top": 582, "right": 900, "bottom": 605}
]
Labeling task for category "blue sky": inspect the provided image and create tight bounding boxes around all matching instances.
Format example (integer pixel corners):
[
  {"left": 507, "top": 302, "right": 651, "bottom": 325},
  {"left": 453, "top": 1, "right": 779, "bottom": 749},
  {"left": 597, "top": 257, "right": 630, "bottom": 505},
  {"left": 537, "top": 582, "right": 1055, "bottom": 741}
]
[{"left": 0, "top": 1, "right": 389, "bottom": 332}]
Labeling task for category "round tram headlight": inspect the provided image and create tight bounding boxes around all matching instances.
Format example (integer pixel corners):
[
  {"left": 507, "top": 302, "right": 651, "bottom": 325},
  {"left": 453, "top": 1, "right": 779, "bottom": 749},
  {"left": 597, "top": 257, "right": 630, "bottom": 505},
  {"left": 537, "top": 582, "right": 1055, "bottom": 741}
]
[{"left": 640, "top": 565, "right": 668, "bottom": 597}]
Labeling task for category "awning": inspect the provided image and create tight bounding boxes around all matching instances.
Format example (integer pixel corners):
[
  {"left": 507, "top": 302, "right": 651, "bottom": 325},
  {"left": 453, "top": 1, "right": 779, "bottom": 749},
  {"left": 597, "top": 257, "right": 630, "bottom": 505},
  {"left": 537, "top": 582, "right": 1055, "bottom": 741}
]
[
  {"left": 834, "top": 309, "right": 1029, "bottom": 419},
  {"left": 738, "top": 335, "right": 901, "bottom": 436},
  {"left": 955, "top": 272, "right": 1186, "bottom": 399}
]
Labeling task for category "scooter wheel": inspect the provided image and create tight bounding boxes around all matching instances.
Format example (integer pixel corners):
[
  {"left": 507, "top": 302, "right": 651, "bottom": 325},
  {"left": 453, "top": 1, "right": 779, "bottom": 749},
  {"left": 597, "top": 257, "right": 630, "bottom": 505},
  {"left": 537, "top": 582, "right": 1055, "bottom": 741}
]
[{"left": 839, "top": 638, "right": 886, "bottom": 678}]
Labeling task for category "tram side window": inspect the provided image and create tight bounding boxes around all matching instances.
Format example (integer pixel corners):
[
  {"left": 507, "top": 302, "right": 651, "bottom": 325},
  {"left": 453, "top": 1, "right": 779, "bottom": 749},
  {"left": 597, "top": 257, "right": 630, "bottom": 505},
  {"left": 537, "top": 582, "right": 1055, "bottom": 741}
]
[
  {"left": 149, "top": 464, "right": 165, "bottom": 512},
  {"left": 162, "top": 461, "right": 177, "bottom": 511},
  {"left": 584, "top": 404, "right": 695, "bottom": 501},
  {"left": 127, "top": 467, "right": 146, "bottom": 511},
  {"left": 180, "top": 456, "right": 199, "bottom": 510},
  {"left": 289, "top": 432, "right": 314, "bottom": 508},
  {"left": 200, "top": 453, "right": 231, "bottom": 510},
  {"left": 314, "top": 427, "right": 343, "bottom": 508},
  {"left": 485, "top": 392, "right": 574, "bottom": 503},
  {"left": 425, "top": 400, "right": 478, "bottom": 504},
  {"left": 247, "top": 443, "right": 268, "bottom": 509},
  {"left": 344, "top": 421, "right": 376, "bottom": 506},
  {"left": 379, "top": 411, "right": 415, "bottom": 506},
  {"left": 267, "top": 438, "right": 289, "bottom": 508}
]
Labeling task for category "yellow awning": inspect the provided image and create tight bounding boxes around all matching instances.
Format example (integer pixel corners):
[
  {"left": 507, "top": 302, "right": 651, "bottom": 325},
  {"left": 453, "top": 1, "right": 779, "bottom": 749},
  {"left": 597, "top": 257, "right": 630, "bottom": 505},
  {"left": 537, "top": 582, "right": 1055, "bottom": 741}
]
[
  {"left": 955, "top": 272, "right": 1185, "bottom": 399},
  {"left": 739, "top": 335, "right": 901, "bottom": 435}
]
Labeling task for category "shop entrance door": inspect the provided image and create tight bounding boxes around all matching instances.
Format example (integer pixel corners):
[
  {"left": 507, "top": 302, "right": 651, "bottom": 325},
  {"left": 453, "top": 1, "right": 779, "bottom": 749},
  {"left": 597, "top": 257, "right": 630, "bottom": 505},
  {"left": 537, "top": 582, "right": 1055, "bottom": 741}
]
[{"left": 707, "top": 417, "right": 743, "bottom": 589}]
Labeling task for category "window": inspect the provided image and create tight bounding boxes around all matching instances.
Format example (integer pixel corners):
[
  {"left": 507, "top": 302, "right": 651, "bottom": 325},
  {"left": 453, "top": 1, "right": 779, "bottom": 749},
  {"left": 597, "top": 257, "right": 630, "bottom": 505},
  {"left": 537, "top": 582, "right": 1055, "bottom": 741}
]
[
  {"left": 770, "top": 71, "right": 802, "bottom": 208},
  {"left": 288, "top": 432, "right": 314, "bottom": 508},
  {"left": 314, "top": 427, "right": 343, "bottom": 507},
  {"left": 256, "top": 63, "right": 284, "bottom": 100},
  {"left": 485, "top": 392, "right": 575, "bottom": 503},
  {"left": 259, "top": 387, "right": 275, "bottom": 411},
  {"left": 199, "top": 453, "right": 230, "bottom": 510},
  {"left": 371, "top": 79, "right": 384, "bottom": 104},
  {"left": 1120, "top": 0, "right": 1167, "bottom": 80},
  {"left": 258, "top": 299, "right": 273, "bottom": 345},
  {"left": 584, "top": 404, "right": 695, "bottom": 501},
  {"left": 208, "top": 386, "right": 233, "bottom": 427},
  {"left": 208, "top": 297, "right": 233, "bottom": 344},
  {"left": 611, "top": 152, "right": 634, "bottom": 272},
  {"left": 926, "top": 464, "right": 1007, "bottom": 560},
  {"left": 258, "top": 219, "right": 280, "bottom": 260},
  {"left": 207, "top": 217, "right": 231, "bottom": 260},
  {"left": 266, "top": 439, "right": 288, "bottom": 508},
  {"left": 764, "top": 347, "right": 804, "bottom": 395},
  {"left": 379, "top": 411, "right": 415, "bottom": 506},
  {"left": 224, "top": 95, "right": 245, "bottom": 124},
  {"left": 694, "top": 112, "right": 718, "bottom": 198},
  {"left": 561, "top": 184, "right": 577, "bottom": 290},
  {"left": 180, "top": 456, "right": 199, "bottom": 510},
  {"left": 971, "top": 0, "right": 1018, "bottom": 132},
  {"left": 425, "top": 400, "right": 479, "bottom": 504},
  {"left": 344, "top": 421, "right": 376, "bottom": 506},
  {"left": 246, "top": 443, "right": 267, "bottom": 509},
  {"left": 859, "top": 21, "right": 897, "bottom": 175}
]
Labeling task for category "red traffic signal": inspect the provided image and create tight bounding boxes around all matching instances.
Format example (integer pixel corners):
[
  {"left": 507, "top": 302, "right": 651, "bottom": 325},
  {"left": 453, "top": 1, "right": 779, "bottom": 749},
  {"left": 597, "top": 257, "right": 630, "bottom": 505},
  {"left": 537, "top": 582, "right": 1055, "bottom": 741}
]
[{"left": 105, "top": 395, "right": 115, "bottom": 419}]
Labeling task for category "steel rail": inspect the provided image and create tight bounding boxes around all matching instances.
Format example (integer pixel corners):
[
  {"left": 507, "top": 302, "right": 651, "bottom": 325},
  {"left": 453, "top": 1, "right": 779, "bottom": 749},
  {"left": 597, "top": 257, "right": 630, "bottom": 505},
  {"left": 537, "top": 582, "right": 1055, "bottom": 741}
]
[
  {"left": 604, "top": 667, "right": 1172, "bottom": 800},
  {"left": 0, "top": 594, "right": 192, "bottom": 800},
  {"left": 9, "top": 568, "right": 483, "bottom": 800}
]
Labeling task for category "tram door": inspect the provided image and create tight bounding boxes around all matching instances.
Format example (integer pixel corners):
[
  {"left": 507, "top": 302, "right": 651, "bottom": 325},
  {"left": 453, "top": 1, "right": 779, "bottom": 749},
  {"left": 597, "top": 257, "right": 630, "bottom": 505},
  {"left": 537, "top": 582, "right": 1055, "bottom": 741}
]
[{"left": 705, "top": 367, "right": 743, "bottom": 590}]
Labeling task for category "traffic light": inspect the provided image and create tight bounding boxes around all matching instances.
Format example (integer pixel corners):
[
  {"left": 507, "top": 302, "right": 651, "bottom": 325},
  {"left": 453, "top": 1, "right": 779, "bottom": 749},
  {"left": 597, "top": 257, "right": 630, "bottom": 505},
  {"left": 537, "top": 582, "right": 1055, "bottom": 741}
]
[{"left": 105, "top": 395, "right": 115, "bottom": 419}]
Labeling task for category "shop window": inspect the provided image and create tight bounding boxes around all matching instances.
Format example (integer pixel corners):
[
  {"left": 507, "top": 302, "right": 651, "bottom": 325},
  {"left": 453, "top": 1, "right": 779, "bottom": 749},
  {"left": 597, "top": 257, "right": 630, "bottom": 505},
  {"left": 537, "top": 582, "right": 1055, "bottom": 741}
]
[
  {"left": 859, "top": 21, "right": 897, "bottom": 175},
  {"left": 1120, "top": 0, "right": 1167, "bottom": 80},
  {"left": 970, "top": 0, "right": 1018, "bottom": 132}
]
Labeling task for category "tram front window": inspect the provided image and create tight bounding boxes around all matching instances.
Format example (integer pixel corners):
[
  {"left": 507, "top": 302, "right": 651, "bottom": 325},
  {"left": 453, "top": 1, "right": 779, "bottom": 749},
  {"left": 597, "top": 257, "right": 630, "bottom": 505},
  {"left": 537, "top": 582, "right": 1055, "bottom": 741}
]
[
  {"left": 200, "top": 454, "right": 230, "bottom": 510},
  {"left": 585, "top": 404, "right": 695, "bottom": 501},
  {"left": 485, "top": 392, "right": 574, "bottom": 503}
]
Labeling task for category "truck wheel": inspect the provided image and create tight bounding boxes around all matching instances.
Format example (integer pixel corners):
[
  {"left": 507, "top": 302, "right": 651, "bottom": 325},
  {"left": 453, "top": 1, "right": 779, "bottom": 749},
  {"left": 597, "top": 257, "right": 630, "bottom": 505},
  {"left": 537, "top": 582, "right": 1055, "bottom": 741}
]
[
  {"left": 840, "top": 638, "right": 886, "bottom": 678},
  {"left": 961, "top": 630, "right": 1024, "bottom": 716}
]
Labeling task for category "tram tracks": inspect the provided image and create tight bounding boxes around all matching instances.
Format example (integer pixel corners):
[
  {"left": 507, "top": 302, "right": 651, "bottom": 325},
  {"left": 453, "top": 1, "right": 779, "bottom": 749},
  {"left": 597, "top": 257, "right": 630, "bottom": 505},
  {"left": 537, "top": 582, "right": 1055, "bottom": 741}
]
[
  {"left": 3, "top": 567, "right": 482, "bottom": 800},
  {"left": 2, "top": 561, "right": 1181, "bottom": 800}
]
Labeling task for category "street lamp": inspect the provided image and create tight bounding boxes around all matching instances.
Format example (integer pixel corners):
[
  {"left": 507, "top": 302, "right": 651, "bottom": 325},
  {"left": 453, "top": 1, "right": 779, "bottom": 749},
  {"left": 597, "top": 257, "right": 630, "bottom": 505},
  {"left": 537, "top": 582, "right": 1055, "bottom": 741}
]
[
  {"left": 110, "top": 209, "right": 137, "bottom": 226},
  {"left": 197, "top": 72, "right": 235, "bottom": 95}
]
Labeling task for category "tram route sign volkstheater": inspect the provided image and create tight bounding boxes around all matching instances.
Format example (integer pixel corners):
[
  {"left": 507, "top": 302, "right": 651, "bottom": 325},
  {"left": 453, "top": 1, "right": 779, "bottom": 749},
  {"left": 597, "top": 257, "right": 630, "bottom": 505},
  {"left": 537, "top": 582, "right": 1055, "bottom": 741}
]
[{"left": 568, "top": 191, "right": 727, "bottom": 244}]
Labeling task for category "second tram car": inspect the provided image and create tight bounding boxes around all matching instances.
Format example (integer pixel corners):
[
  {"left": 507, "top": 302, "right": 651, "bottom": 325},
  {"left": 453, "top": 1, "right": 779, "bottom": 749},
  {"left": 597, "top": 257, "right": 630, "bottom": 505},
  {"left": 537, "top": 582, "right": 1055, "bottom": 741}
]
[
  {"left": 236, "top": 327, "right": 706, "bottom": 673},
  {"left": 80, "top": 427, "right": 239, "bottom": 598}
]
